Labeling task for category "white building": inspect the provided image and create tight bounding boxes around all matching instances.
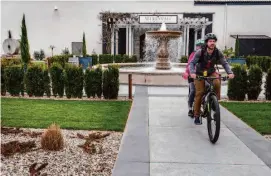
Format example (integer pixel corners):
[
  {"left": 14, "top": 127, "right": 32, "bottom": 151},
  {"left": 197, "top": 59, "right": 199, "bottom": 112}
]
[{"left": 1, "top": 0, "right": 271, "bottom": 59}]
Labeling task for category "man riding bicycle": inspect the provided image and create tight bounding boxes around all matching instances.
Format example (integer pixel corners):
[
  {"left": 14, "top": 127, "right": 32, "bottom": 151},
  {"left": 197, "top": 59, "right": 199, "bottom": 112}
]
[
  {"left": 189, "top": 33, "right": 235, "bottom": 125},
  {"left": 183, "top": 39, "right": 205, "bottom": 117}
]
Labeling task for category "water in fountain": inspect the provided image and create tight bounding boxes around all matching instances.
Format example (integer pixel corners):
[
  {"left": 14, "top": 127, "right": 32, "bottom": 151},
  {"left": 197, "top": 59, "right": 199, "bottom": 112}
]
[
  {"left": 143, "top": 34, "right": 159, "bottom": 63},
  {"left": 168, "top": 38, "right": 182, "bottom": 63}
]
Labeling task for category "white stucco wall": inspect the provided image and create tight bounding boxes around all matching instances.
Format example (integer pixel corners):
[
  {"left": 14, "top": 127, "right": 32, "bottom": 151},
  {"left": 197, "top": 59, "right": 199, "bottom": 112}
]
[{"left": 1, "top": 0, "right": 271, "bottom": 56}]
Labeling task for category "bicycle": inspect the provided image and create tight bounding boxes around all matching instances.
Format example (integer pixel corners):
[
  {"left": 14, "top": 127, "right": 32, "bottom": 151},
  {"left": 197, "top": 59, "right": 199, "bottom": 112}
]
[{"left": 193, "top": 75, "right": 228, "bottom": 144}]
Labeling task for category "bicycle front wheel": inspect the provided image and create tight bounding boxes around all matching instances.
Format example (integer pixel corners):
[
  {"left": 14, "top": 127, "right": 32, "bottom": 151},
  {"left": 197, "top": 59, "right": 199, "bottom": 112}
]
[{"left": 207, "top": 95, "right": 220, "bottom": 144}]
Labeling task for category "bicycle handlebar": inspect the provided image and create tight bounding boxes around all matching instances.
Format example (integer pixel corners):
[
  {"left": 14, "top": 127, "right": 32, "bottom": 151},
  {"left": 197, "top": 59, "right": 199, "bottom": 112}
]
[{"left": 189, "top": 75, "right": 229, "bottom": 81}]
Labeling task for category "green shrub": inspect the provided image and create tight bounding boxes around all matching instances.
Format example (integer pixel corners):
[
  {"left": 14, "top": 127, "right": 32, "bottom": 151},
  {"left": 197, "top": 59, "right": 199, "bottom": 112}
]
[
  {"left": 99, "top": 54, "right": 113, "bottom": 64},
  {"left": 123, "top": 55, "right": 137, "bottom": 63},
  {"left": 102, "top": 69, "right": 109, "bottom": 99},
  {"left": 180, "top": 56, "right": 188, "bottom": 63},
  {"left": 95, "top": 66, "right": 103, "bottom": 98},
  {"left": 25, "top": 65, "right": 45, "bottom": 97},
  {"left": 103, "top": 64, "right": 119, "bottom": 99},
  {"left": 265, "top": 67, "right": 271, "bottom": 100},
  {"left": 114, "top": 54, "right": 123, "bottom": 63},
  {"left": 122, "top": 55, "right": 130, "bottom": 63},
  {"left": 44, "top": 69, "right": 51, "bottom": 97},
  {"left": 50, "top": 63, "right": 64, "bottom": 97},
  {"left": 227, "top": 65, "right": 248, "bottom": 101},
  {"left": 1, "top": 64, "right": 6, "bottom": 96},
  {"left": 91, "top": 54, "right": 98, "bottom": 66},
  {"left": 247, "top": 65, "right": 263, "bottom": 100},
  {"left": 263, "top": 56, "right": 271, "bottom": 72},
  {"left": 246, "top": 56, "right": 271, "bottom": 72},
  {"left": 4, "top": 65, "right": 24, "bottom": 96},
  {"left": 235, "top": 38, "right": 240, "bottom": 57},
  {"left": 130, "top": 55, "right": 137, "bottom": 62},
  {"left": 64, "top": 64, "right": 84, "bottom": 98},
  {"left": 84, "top": 68, "right": 96, "bottom": 98},
  {"left": 1, "top": 58, "right": 22, "bottom": 67},
  {"left": 47, "top": 54, "right": 72, "bottom": 68}
]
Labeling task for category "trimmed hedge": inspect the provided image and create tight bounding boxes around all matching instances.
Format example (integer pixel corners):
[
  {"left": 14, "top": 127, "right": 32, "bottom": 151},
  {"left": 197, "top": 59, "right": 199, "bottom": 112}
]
[
  {"left": 98, "top": 54, "right": 137, "bottom": 64},
  {"left": 84, "top": 65, "right": 103, "bottom": 98},
  {"left": 50, "top": 63, "right": 65, "bottom": 97},
  {"left": 246, "top": 56, "right": 271, "bottom": 72},
  {"left": 25, "top": 65, "right": 45, "bottom": 97},
  {"left": 91, "top": 54, "right": 98, "bottom": 66},
  {"left": 247, "top": 65, "right": 263, "bottom": 100},
  {"left": 4, "top": 65, "right": 24, "bottom": 96},
  {"left": 103, "top": 64, "right": 119, "bottom": 99},
  {"left": 1, "top": 64, "right": 6, "bottom": 96},
  {"left": 44, "top": 69, "right": 51, "bottom": 97},
  {"left": 85, "top": 68, "right": 96, "bottom": 98},
  {"left": 95, "top": 66, "right": 103, "bottom": 98},
  {"left": 2, "top": 59, "right": 122, "bottom": 99},
  {"left": 180, "top": 56, "right": 188, "bottom": 63},
  {"left": 124, "top": 54, "right": 137, "bottom": 63},
  {"left": 114, "top": 55, "right": 123, "bottom": 63},
  {"left": 64, "top": 64, "right": 84, "bottom": 98},
  {"left": 1, "top": 58, "right": 22, "bottom": 67},
  {"left": 265, "top": 67, "right": 271, "bottom": 100},
  {"left": 99, "top": 54, "right": 113, "bottom": 64},
  {"left": 227, "top": 64, "right": 248, "bottom": 101},
  {"left": 47, "top": 54, "right": 73, "bottom": 68}
]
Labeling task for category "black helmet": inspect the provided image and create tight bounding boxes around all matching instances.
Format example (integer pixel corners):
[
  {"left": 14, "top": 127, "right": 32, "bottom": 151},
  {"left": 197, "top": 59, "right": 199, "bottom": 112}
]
[{"left": 204, "top": 33, "right": 217, "bottom": 43}]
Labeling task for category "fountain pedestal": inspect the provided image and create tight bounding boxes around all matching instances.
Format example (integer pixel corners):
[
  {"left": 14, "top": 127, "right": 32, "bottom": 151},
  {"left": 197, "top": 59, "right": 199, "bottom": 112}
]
[
  {"left": 146, "top": 23, "right": 182, "bottom": 70},
  {"left": 155, "top": 37, "right": 171, "bottom": 70}
]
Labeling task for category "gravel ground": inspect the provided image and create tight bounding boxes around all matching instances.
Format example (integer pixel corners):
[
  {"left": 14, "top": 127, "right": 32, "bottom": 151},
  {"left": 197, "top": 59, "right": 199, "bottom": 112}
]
[
  {"left": 1, "top": 128, "right": 122, "bottom": 176},
  {"left": 264, "top": 135, "right": 271, "bottom": 141}
]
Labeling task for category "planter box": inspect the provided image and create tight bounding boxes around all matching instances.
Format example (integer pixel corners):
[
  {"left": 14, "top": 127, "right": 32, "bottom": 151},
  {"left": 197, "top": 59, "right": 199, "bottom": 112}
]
[{"left": 228, "top": 58, "right": 246, "bottom": 65}]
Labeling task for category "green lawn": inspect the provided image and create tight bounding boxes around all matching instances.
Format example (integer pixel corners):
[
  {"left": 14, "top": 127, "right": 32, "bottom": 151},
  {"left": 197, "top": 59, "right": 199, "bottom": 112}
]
[
  {"left": 220, "top": 102, "right": 271, "bottom": 134},
  {"left": 1, "top": 98, "right": 132, "bottom": 131}
]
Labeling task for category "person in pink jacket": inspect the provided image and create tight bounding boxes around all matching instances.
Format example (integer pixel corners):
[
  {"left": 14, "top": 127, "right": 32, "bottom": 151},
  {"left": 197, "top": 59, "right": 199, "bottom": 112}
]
[{"left": 182, "top": 39, "right": 205, "bottom": 117}]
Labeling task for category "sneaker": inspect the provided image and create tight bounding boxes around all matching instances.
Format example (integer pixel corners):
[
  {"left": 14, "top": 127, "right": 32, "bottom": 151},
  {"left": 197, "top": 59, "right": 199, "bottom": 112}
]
[
  {"left": 194, "top": 117, "right": 202, "bottom": 125},
  {"left": 188, "top": 110, "right": 193, "bottom": 117}
]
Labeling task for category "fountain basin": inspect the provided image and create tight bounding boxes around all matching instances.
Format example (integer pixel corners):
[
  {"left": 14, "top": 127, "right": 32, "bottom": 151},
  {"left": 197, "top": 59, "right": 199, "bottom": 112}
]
[{"left": 97, "top": 63, "right": 226, "bottom": 86}]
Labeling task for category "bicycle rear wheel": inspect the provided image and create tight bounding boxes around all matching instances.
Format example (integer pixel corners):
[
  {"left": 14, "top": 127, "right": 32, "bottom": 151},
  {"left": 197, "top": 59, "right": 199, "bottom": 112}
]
[{"left": 207, "top": 95, "right": 220, "bottom": 144}]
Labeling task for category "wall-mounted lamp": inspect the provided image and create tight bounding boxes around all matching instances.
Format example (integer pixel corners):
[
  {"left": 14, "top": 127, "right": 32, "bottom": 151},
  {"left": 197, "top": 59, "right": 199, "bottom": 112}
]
[{"left": 54, "top": 6, "right": 58, "bottom": 11}]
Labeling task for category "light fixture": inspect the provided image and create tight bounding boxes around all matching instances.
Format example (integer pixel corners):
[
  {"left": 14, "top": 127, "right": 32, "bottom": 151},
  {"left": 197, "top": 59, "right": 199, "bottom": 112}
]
[{"left": 54, "top": 6, "right": 58, "bottom": 11}]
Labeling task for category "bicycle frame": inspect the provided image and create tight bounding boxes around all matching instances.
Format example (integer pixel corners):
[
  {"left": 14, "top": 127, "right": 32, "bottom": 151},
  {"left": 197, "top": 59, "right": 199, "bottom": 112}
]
[{"left": 198, "top": 76, "right": 227, "bottom": 117}]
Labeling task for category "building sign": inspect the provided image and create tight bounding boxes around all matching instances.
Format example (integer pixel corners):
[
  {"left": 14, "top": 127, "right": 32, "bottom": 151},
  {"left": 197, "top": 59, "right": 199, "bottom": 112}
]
[
  {"left": 68, "top": 56, "right": 79, "bottom": 66},
  {"left": 139, "top": 15, "right": 178, "bottom": 24}
]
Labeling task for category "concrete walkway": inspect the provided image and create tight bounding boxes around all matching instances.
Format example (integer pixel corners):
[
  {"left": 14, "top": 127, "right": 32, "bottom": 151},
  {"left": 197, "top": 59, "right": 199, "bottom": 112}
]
[{"left": 113, "top": 86, "right": 271, "bottom": 176}]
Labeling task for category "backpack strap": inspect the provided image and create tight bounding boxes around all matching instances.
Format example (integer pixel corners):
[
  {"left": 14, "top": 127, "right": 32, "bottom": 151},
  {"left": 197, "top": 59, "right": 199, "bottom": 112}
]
[
  {"left": 214, "top": 48, "right": 220, "bottom": 73},
  {"left": 199, "top": 46, "right": 206, "bottom": 62}
]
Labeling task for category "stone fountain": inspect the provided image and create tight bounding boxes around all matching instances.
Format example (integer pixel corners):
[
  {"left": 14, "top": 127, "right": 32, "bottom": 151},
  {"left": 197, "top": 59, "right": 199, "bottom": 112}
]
[
  {"left": 95, "top": 22, "right": 225, "bottom": 86},
  {"left": 146, "top": 22, "right": 182, "bottom": 70}
]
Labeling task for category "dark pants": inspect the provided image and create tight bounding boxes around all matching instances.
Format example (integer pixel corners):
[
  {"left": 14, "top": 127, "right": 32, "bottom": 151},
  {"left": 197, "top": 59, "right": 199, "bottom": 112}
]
[{"left": 188, "top": 82, "right": 195, "bottom": 108}]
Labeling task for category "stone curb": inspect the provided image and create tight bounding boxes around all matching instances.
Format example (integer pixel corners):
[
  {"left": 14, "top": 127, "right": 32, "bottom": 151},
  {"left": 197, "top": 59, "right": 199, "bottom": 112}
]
[
  {"left": 112, "top": 86, "right": 150, "bottom": 176},
  {"left": 220, "top": 105, "right": 271, "bottom": 169}
]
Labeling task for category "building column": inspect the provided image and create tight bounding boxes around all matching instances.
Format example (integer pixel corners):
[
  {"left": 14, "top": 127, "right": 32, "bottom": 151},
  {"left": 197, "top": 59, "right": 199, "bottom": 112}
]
[
  {"left": 186, "top": 25, "right": 190, "bottom": 56},
  {"left": 183, "top": 26, "right": 187, "bottom": 56},
  {"left": 201, "top": 25, "right": 206, "bottom": 39},
  {"left": 129, "top": 25, "right": 132, "bottom": 56},
  {"left": 131, "top": 28, "right": 135, "bottom": 55},
  {"left": 194, "top": 30, "right": 198, "bottom": 50},
  {"left": 126, "top": 25, "right": 129, "bottom": 55},
  {"left": 116, "top": 29, "right": 119, "bottom": 55},
  {"left": 111, "top": 28, "right": 114, "bottom": 54}
]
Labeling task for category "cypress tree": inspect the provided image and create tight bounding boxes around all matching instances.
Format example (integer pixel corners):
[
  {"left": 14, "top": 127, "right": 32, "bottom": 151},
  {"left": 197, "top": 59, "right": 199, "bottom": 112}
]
[
  {"left": 235, "top": 35, "right": 240, "bottom": 57},
  {"left": 20, "top": 14, "right": 31, "bottom": 65},
  {"left": 82, "top": 32, "right": 87, "bottom": 57}
]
